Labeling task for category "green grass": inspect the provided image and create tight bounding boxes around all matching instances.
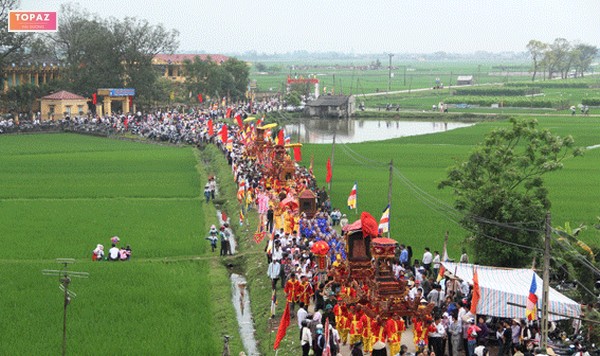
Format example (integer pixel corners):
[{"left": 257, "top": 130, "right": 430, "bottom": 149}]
[
  {"left": 0, "top": 134, "right": 243, "bottom": 354},
  {"left": 301, "top": 115, "right": 600, "bottom": 259}
]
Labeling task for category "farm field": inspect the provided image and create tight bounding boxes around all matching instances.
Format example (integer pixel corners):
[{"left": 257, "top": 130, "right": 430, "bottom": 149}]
[
  {"left": 0, "top": 134, "right": 243, "bottom": 355},
  {"left": 301, "top": 115, "right": 600, "bottom": 258}
]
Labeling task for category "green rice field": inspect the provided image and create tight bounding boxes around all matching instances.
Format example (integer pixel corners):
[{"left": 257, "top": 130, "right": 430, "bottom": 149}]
[{"left": 0, "top": 134, "right": 243, "bottom": 355}]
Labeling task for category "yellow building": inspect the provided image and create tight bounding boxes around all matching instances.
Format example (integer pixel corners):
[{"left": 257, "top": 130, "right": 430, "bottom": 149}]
[
  {"left": 40, "top": 90, "right": 88, "bottom": 120},
  {"left": 1, "top": 61, "right": 61, "bottom": 93},
  {"left": 152, "top": 54, "right": 229, "bottom": 83}
]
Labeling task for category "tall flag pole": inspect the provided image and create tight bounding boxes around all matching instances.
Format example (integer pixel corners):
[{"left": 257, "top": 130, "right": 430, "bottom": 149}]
[
  {"left": 328, "top": 130, "right": 336, "bottom": 192},
  {"left": 526, "top": 272, "right": 538, "bottom": 321},
  {"left": 387, "top": 159, "right": 393, "bottom": 237}
]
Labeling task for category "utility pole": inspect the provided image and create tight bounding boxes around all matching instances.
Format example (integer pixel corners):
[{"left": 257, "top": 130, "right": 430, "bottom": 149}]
[
  {"left": 388, "top": 53, "right": 394, "bottom": 92},
  {"left": 387, "top": 160, "right": 393, "bottom": 238},
  {"left": 43, "top": 259, "right": 89, "bottom": 356},
  {"left": 541, "top": 212, "right": 551, "bottom": 349},
  {"left": 332, "top": 74, "right": 335, "bottom": 95}
]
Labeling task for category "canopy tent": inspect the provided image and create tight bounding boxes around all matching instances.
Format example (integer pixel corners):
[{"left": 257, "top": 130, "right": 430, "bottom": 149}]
[{"left": 442, "top": 262, "right": 581, "bottom": 321}]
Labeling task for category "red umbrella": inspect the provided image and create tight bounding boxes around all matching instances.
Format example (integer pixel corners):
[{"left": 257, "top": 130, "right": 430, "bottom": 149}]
[{"left": 311, "top": 240, "right": 330, "bottom": 256}]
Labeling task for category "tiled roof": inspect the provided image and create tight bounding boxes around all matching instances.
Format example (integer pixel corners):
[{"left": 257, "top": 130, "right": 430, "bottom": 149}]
[
  {"left": 41, "top": 90, "right": 86, "bottom": 100},
  {"left": 153, "top": 54, "right": 229, "bottom": 64}
]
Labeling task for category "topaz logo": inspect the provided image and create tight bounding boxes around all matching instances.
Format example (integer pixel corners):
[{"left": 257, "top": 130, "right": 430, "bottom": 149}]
[{"left": 8, "top": 11, "right": 57, "bottom": 32}]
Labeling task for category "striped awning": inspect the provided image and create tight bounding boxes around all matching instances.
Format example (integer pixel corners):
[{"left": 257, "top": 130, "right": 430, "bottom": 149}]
[{"left": 442, "top": 262, "right": 581, "bottom": 321}]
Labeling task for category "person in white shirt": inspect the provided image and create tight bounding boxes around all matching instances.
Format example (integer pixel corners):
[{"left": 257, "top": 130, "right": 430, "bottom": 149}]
[
  {"left": 300, "top": 319, "right": 312, "bottom": 356},
  {"left": 297, "top": 303, "right": 308, "bottom": 329},
  {"left": 429, "top": 316, "right": 447, "bottom": 356},
  {"left": 432, "top": 251, "right": 441, "bottom": 277},
  {"left": 267, "top": 259, "right": 281, "bottom": 290},
  {"left": 108, "top": 244, "right": 120, "bottom": 261},
  {"left": 422, "top": 247, "right": 433, "bottom": 271}
]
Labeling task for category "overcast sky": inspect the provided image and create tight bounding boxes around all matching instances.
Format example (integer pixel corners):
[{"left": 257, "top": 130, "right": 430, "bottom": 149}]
[{"left": 20, "top": 0, "right": 600, "bottom": 54}]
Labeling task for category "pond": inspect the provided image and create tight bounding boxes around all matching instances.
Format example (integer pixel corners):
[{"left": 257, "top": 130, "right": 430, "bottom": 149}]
[{"left": 284, "top": 119, "right": 474, "bottom": 144}]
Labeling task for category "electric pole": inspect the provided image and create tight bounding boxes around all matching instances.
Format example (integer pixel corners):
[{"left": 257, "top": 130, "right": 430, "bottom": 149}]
[
  {"left": 388, "top": 53, "right": 394, "bottom": 92},
  {"left": 540, "top": 212, "right": 551, "bottom": 349},
  {"left": 43, "top": 258, "right": 89, "bottom": 356}
]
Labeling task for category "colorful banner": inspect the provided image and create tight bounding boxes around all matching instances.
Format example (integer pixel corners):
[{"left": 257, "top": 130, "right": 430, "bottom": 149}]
[{"left": 8, "top": 11, "right": 57, "bottom": 32}]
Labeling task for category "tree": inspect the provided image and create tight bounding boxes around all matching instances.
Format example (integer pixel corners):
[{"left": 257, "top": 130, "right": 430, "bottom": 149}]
[
  {"left": 0, "top": 0, "right": 31, "bottom": 74},
  {"left": 221, "top": 57, "right": 249, "bottom": 101},
  {"left": 544, "top": 38, "right": 571, "bottom": 79},
  {"left": 573, "top": 44, "right": 598, "bottom": 77},
  {"left": 526, "top": 40, "right": 547, "bottom": 82},
  {"left": 439, "top": 118, "right": 582, "bottom": 267}
]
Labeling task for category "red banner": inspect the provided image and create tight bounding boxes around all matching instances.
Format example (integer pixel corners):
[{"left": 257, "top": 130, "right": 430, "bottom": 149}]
[
  {"left": 235, "top": 114, "right": 243, "bottom": 129},
  {"left": 325, "top": 158, "right": 332, "bottom": 183},
  {"left": 221, "top": 124, "right": 228, "bottom": 143},
  {"left": 293, "top": 147, "right": 302, "bottom": 161},
  {"left": 273, "top": 302, "right": 291, "bottom": 350},
  {"left": 197, "top": 94, "right": 203, "bottom": 103},
  {"left": 207, "top": 119, "right": 214, "bottom": 136}
]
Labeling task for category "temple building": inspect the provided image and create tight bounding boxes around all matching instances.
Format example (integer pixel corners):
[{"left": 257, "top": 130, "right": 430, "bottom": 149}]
[
  {"left": 152, "top": 54, "right": 229, "bottom": 82},
  {"left": 1, "top": 59, "right": 61, "bottom": 93}
]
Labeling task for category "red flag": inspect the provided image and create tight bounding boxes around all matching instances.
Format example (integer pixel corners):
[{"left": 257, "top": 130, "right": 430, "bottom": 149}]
[
  {"left": 128, "top": 96, "right": 133, "bottom": 109},
  {"left": 325, "top": 158, "right": 332, "bottom": 183},
  {"left": 92, "top": 93, "right": 97, "bottom": 105},
  {"left": 235, "top": 114, "right": 243, "bottom": 129},
  {"left": 197, "top": 94, "right": 203, "bottom": 103},
  {"left": 221, "top": 124, "right": 228, "bottom": 143},
  {"left": 208, "top": 119, "right": 214, "bottom": 136},
  {"left": 273, "top": 301, "right": 291, "bottom": 350},
  {"left": 277, "top": 129, "right": 285, "bottom": 145},
  {"left": 293, "top": 146, "right": 302, "bottom": 161},
  {"left": 221, "top": 211, "right": 228, "bottom": 222},
  {"left": 470, "top": 267, "right": 480, "bottom": 315},
  {"left": 226, "top": 108, "right": 232, "bottom": 118}
]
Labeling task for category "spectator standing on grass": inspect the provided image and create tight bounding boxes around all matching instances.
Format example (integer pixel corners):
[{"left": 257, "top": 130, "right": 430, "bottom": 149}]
[
  {"left": 206, "top": 225, "right": 218, "bottom": 252},
  {"left": 432, "top": 251, "right": 441, "bottom": 277},
  {"left": 203, "top": 184, "right": 211, "bottom": 203},
  {"left": 267, "top": 259, "right": 281, "bottom": 290},
  {"left": 423, "top": 247, "right": 433, "bottom": 271},
  {"left": 460, "top": 248, "right": 469, "bottom": 263},
  {"left": 208, "top": 177, "right": 216, "bottom": 200}
]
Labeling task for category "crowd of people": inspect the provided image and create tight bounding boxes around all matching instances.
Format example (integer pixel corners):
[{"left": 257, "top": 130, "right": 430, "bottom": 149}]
[
  {"left": 3, "top": 102, "right": 584, "bottom": 356},
  {"left": 92, "top": 236, "right": 131, "bottom": 261}
]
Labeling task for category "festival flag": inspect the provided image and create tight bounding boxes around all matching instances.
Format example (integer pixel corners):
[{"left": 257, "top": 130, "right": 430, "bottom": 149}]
[
  {"left": 237, "top": 181, "right": 246, "bottom": 203},
  {"left": 284, "top": 135, "right": 291, "bottom": 145},
  {"left": 221, "top": 124, "right": 228, "bottom": 143},
  {"left": 378, "top": 204, "right": 390, "bottom": 234},
  {"left": 239, "top": 209, "right": 245, "bottom": 225},
  {"left": 526, "top": 272, "right": 538, "bottom": 321},
  {"left": 92, "top": 93, "right": 97, "bottom": 105},
  {"left": 309, "top": 155, "right": 314, "bottom": 175},
  {"left": 277, "top": 129, "right": 285, "bottom": 145},
  {"left": 197, "top": 94, "right": 203, "bottom": 103},
  {"left": 436, "top": 264, "right": 446, "bottom": 283},
  {"left": 323, "top": 317, "right": 331, "bottom": 356},
  {"left": 235, "top": 114, "right": 243, "bottom": 129},
  {"left": 226, "top": 108, "right": 232, "bottom": 118},
  {"left": 347, "top": 182, "right": 357, "bottom": 210},
  {"left": 273, "top": 301, "right": 291, "bottom": 350},
  {"left": 293, "top": 146, "right": 302, "bottom": 162},
  {"left": 207, "top": 119, "right": 214, "bottom": 136},
  {"left": 470, "top": 267, "right": 480, "bottom": 315},
  {"left": 325, "top": 158, "right": 332, "bottom": 183}
]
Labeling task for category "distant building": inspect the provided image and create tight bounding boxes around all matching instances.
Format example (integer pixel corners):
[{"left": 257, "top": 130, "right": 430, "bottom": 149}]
[
  {"left": 305, "top": 95, "right": 355, "bottom": 118},
  {"left": 1, "top": 59, "right": 61, "bottom": 93},
  {"left": 152, "top": 54, "right": 230, "bottom": 83},
  {"left": 40, "top": 90, "right": 88, "bottom": 120},
  {"left": 456, "top": 75, "right": 473, "bottom": 85}
]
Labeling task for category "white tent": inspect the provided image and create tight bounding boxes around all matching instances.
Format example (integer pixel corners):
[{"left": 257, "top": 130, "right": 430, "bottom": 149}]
[{"left": 441, "top": 262, "right": 581, "bottom": 321}]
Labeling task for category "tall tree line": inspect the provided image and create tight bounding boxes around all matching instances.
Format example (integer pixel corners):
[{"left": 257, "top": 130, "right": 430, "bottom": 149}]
[{"left": 527, "top": 38, "right": 598, "bottom": 81}]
